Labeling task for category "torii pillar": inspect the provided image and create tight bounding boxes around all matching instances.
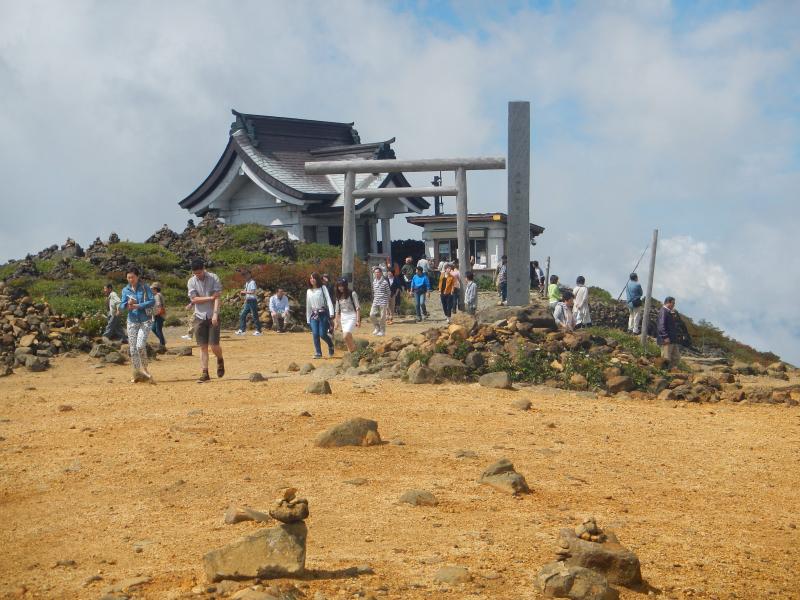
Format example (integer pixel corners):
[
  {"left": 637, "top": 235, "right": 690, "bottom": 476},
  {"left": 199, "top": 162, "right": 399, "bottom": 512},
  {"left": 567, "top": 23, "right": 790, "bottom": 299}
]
[{"left": 506, "top": 101, "right": 531, "bottom": 306}]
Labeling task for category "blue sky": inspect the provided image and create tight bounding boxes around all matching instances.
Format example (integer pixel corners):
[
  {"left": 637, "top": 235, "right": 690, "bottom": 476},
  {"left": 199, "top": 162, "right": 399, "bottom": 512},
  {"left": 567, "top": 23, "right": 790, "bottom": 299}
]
[{"left": 0, "top": 0, "right": 798, "bottom": 362}]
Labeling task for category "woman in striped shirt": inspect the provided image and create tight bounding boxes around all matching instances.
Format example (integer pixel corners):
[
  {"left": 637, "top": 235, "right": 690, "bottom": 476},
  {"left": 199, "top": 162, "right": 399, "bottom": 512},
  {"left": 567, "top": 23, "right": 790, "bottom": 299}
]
[{"left": 370, "top": 267, "right": 391, "bottom": 337}]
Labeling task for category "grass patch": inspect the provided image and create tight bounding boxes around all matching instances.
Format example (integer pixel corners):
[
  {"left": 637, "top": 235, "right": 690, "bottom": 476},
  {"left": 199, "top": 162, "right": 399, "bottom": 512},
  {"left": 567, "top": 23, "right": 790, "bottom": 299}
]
[
  {"left": 587, "top": 326, "right": 660, "bottom": 358},
  {"left": 404, "top": 348, "right": 432, "bottom": 366},
  {"left": 226, "top": 223, "right": 277, "bottom": 246},
  {"left": 682, "top": 315, "right": 779, "bottom": 365},
  {"left": 34, "top": 259, "right": 56, "bottom": 275},
  {"left": 562, "top": 353, "right": 607, "bottom": 389},
  {"left": 296, "top": 243, "right": 342, "bottom": 262},
  {"left": 476, "top": 275, "right": 496, "bottom": 291},
  {"left": 487, "top": 345, "right": 556, "bottom": 383},
  {"left": 0, "top": 263, "right": 18, "bottom": 280},
  {"left": 210, "top": 248, "right": 274, "bottom": 267},
  {"left": 108, "top": 242, "right": 181, "bottom": 271}
]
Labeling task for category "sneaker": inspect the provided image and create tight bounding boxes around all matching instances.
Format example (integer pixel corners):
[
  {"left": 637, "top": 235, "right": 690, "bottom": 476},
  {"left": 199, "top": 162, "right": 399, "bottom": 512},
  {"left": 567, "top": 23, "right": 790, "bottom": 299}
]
[
  {"left": 328, "top": 346, "right": 335, "bottom": 357},
  {"left": 312, "top": 354, "right": 322, "bottom": 359},
  {"left": 253, "top": 331, "right": 262, "bottom": 336},
  {"left": 181, "top": 334, "right": 192, "bottom": 340},
  {"left": 372, "top": 328, "right": 379, "bottom": 335},
  {"left": 445, "top": 317, "right": 451, "bottom": 324},
  {"left": 235, "top": 330, "right": 244, "bottom": 335},
  {"left": 197, "top": 371, "right": 210, "bottom": 383},
  {"left": 376, "top": 331, "right": 385, "bottom": 337}
]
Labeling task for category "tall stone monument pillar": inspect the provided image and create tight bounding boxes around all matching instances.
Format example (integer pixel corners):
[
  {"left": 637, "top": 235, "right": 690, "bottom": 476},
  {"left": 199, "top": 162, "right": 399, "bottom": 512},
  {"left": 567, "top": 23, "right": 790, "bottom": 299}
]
[{"left": 507, "top": 101, "right": 531, "bottom": 306}]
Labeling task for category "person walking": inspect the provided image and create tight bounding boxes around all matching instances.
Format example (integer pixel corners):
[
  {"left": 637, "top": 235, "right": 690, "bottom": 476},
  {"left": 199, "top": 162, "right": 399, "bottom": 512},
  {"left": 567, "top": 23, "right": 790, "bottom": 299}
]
[
  {"left": 553, "top": 290, "right": 576, "bottom": 332},
  {"left": 306, "top": 272, "right": 335, "bottom": 359},
  {"left": 657, "top": 296, "right": 680, "bottom": 369},
  {"left": 269, "top": 288, "right": 290, "bottom": 333},
  {"left": 496, "top": 255, "right": 508, "bottom": 305},
  {"left": 411, "top": 266, "right": 431, "bottom": 322},
  {"left": 387, "top": 271, "right": 404, "bottom": 323},
  {"left": 626, "top": 273, "right": 644, "bottom": 334},
  {"left": 573, "top": 276, "right": 592, "bottom": 329},
  {"left": 370, "top": 267, "right": 391, "bottom": 336},
  {"left": 120, "top": 266, "right": 156, "bottom": 383},
  {"left": 401, "top": 256, "right": 415, "bottom": 292},
  {"left": 438, "top": 263, "right": 455, "bottom": 323},
  {"left": 102, "top": 283, "right": 126, "bottom": 340},
  {"left": 464, "top": 271, "right": 478, "bottom": 315},
  {"left": 334, "top": 278, "right": 361, "bottom": 353},
  {"left": 187, "top": 258, "right": 224, "bottom": 382},
  {"left": 532, "top": 260, "right": 545, "bottom": 291},
  {"left": 416, "top": 255, "right": 430, "bottom": 278},
  {"left": 547, "top": 275, "right": 561, "bottom": 312},
  {"left": 450, "top": 259, "right": 461, "bottom": 313},
  {"left": 236, "top": 270, "right": 262, "bottom": 336},
  {"left": 150, "top": 282, "right": 167, "bottom": 348}
]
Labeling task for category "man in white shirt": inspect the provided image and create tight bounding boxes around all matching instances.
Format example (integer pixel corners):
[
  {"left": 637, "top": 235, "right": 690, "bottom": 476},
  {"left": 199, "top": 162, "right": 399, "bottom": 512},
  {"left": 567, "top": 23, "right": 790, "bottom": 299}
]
[
  {"left": 269, "top": 288, "right": 291, "bottom": 333},
  {"left": 187, "top": 258, "right": 224, "bottom": 382},
  {"left": 573, "top": 275, "right": 592, "bottom": 329},
  {"left": 236, "top": 270, "right": 261, "bottom": 336}
]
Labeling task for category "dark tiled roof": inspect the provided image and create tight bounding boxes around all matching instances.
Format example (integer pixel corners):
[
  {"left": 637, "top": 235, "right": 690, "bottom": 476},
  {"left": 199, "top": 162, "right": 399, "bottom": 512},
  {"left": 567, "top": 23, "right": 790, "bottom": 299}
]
[
  {"left": 407, "top": 212, "right": 545, "bottom": 236},
  {"left": 180, "top": 111, "right": 429, "bottom": 211}
]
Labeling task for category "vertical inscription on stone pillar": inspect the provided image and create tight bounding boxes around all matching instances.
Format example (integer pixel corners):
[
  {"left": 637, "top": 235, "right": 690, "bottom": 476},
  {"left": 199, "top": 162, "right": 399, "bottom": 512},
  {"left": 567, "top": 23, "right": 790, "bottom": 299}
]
[{"left": 507, "top": 101, "right": 531, "bottom": 306}]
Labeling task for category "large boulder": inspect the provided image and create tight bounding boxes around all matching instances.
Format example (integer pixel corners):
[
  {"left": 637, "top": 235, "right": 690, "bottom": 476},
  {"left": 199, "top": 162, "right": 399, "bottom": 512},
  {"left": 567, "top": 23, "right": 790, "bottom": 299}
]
[
  {"left": 478, "top": 458, "right": 530, "bottom": 495},
  {"left": 606, "top": 376, "right": 635, "bottom": 394},
  {"left": 399, "top": 489, "right": 438, "bottom": 507},
  {"left": 203, "top": 522, "right": 307, "bottom": 582},
  {"left": 479, "top": 371, "right": 513, "bottom": 389},
  {"left": 477, "top": 305, "right": 556, "bottom": 330},
  {"left": 315, "top": 418, "right": 381, "bottom": 448},
  {"left": 555, "top": 529, "right": 642, "bottom": 587},
  {"left": 427, "top": 353, "right": 467, "bottom": 381},
  {"left": 407, "top": 360, "right": 435, "bottom": 384},
  {"left": 450, "top": 312, "right": 478, "bottom": 335},
  {"left": 25, "top": 355, "right": 49, "bottom": 372},
  {"left": 537, "top": 562, "right": 615, "bottom": 600},
  {"left": 305, "top": 380, "right": 332, "bottom": 395}
]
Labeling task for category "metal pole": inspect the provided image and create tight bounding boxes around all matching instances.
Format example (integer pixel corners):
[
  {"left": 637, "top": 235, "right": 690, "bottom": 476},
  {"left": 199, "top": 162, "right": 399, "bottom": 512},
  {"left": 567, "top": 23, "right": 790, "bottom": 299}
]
[
  {"left": 641, "top": 229, "right": 658, "bottom": 348},
  {"left": 507, "top": 101, "right": 531, "bottom": 306},
  {"left": 543, "top": 256, "right": 550, "bottom": 298},
  {"left": 455, "top": 167, "right": 468, "bottom": 310},
  {"left": 342, "top": 170, "right": 356, "bottom": 282}
]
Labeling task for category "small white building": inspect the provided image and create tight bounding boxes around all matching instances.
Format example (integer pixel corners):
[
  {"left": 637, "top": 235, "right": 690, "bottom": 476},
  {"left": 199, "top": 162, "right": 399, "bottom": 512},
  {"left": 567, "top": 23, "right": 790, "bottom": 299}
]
[
  {"left": 179, "top": 110, "right": 429, "bottom": 258},
  {"left": 406, "top": 212, "right": 545, "bottom": 276}
]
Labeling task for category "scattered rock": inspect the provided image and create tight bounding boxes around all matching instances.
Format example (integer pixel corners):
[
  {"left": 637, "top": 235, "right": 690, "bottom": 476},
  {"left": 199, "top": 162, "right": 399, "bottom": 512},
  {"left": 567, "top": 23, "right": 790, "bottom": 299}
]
[
  {"left": 511, "top": 398, "right": 531, "bottom": 411},
  {"left": 555, "top": 527, "right": 642, "bottom": 587},
  {"left": 399, "top": 490, "right": 438, "bottom": 507},
  {"left": 478, "top": 458, "right": 531, "bottom": 495},
  {"left": 166, "top": 345, "right": 193, "bottom": 356},
  {"left": 407, "top": 360, "right": 435, "bottom": 384},
  {"left": 537, "top": 562, "right": 615, "bottom": 600},
  {"left": 249, "top": 372, "right": 266, "bottom": 382},
  {"left": 224, "top": 506, "right": 271, "bottom": 525},
  {"left": 343, "top": 478, "right": 368, "bottom": 486},
  {"left": 57, "top": 404, "right": 74, "bottom": 412},
  {"left": 455, "top": 449, "right": 478, "bottom": 459},
  {"left": 269, "top": 490, "right": 309, "bottom": 524},
  {"left": 299, "top": 363, "right": 315, "bottom": 375},
  {"left": 305, "top": 380, "right": 332, "bottom": 395},
  {"left": 24, "top": 355, "right": 49, "bottom": 372},
  {"left": 606, "top": 376, "right": 634, "bottom": 394},
  {"left": 101, "top": 576, "right": 152, "bottom": 595},
  {"left": 203, "top": 522, "right": 307, "bottom": 582},
  {"left": 479, "top": 371, "right": 513, "bottom": 389},
  {"left": 287, "top": 362, "right": 300, "bottom": 372},
  {"left": 569, "top": 373, "right": 589, "bottom": 389},
  {"left": 434, "top": 565, "right": 471, "bottom": 585},
  {"left": 315, "top": 418, "right": 381, "bottom": 447},
  {"left": 103, "top": 351, "right": 125, "bottom": 364}
]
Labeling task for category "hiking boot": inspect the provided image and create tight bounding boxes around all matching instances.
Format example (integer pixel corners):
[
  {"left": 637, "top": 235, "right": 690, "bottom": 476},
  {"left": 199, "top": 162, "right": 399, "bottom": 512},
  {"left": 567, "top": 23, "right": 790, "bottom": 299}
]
[
  {"left": 235, "top": 330, "right": 245, "bottom": 335},
  {"left": 216, "top": 358, "right": 225, "bottom": 378},
  {"left": 197, "top": 370, "right": 210, "bottom": 383}
]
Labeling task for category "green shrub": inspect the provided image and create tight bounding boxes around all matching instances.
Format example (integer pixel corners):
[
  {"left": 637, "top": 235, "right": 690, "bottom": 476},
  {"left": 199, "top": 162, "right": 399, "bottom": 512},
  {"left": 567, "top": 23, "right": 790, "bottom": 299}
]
[
  {"left": 452, "top": 341, "right": 471, "bottom": 361},
  {"left": 227, "top": 223, "right": 273, "bottom": 246},
  {"left": 587, "top": 326, "right": 659, "bottom": 358},
  {"left": 82, "top": 315, "right": 107, "bottom": 337},
  {"left": 296, "top": 243, "right": 342, "bottom": 262},
  {"left": 218, "top": 304, "right": 240, "bottom": 329},
  {"left": 588, "top": 286, "right": 615, "bottom": 304},
  {"left": 487, "top": 346, "right": 556, "bottom": 383},
  {"left": 34, "top": 259, "right": 56, "bottom": 275},
  {"left": 476, "top": 275, "right": 496, "bottom": 291},
  {"left": 562, "top": 353, "right": 607, "bottom": 389},
  {"left": 108, "top": 242, "right": 181, "bottom": 271},
  {"left": 210, "top": 248, "right": 273, "bottom": 267},
  {"left": 404, "top": 348, "right": 432, "bottom": 366},
  {"left": 0, "top": 263, "right": 17, "bottom": 280},
  {"left": 164, "top": 314, "right": 183, "bottom": 327}
]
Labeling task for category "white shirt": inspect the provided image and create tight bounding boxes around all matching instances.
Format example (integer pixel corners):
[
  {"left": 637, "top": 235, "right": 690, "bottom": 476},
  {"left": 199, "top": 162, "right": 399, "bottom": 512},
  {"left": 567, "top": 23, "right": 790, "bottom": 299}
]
[
  {"left": 573, "top": 285, "right": 591, "bottom": 325},
  {"left": 417, "top": 258, "right": 430, "bottom": 273},
  {"left": 188, "top": 271, "right": 222, "bottom": 319},
  {"left": 269, "top": 294, "right": 289, "bottom": 314},
  {"left": 553, "top": 302, "right": 576, "bottom": 331},
  {"left": 244, "top": 279, "right": 257, "bottom": 301},
  {"left": 305, "top": 287, "right": 334, "bottom": 323}
]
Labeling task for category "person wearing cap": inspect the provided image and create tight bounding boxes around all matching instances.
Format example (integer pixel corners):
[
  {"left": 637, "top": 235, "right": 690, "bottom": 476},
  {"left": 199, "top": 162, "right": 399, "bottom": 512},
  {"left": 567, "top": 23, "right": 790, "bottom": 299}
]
[
  {"left": 370, "top": 267, "right": 391, "bottom": 336},
  {"left": 269, "top": 288, "right": 290, "bottom": 333},
  {"left": 334, "top": 278, "right": 360, "bottom": 352},
  {"left": 657, "top": 296, "right": 680, "bottom": 368},
  {"left": 626, "top": 273, "right": 644, "bottom": 334},
  {"left": 150, "top": 281, "right": 167, "bottom": 348}
]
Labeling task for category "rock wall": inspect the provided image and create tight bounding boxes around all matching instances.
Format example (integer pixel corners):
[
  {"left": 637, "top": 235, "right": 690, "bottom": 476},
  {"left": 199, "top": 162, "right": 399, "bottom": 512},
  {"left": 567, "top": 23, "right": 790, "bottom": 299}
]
[{"left": 590, "top": 300, "right": 692, "bottom": 348}]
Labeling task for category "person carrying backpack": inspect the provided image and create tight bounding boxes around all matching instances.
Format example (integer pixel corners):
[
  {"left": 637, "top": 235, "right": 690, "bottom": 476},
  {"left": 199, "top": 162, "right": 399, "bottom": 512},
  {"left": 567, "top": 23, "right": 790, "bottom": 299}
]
[
  {"left": 626, "top": 273, "right": 644, "bottom": 334},
  {"left": 334, "top": 278, "right": 361, "bottom": 352},
  {"left": 150, "top": 282, "right": 167, "bottom": 349}
]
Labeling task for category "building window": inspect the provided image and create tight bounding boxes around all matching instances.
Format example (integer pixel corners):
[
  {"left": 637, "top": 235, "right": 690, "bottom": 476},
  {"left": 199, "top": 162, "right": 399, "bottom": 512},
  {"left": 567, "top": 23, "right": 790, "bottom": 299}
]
[
  {"left": 328, "top": 226, "right": 343, "bottom": 246},
  {"left": 437, "top": 241, "right": 452, "bottom": 263},
  {"left": 470, "top": 239, "right": 488, "bottom": 267},
  {"left": 303, "top": 226, "right": 317, "bottom": 243}
]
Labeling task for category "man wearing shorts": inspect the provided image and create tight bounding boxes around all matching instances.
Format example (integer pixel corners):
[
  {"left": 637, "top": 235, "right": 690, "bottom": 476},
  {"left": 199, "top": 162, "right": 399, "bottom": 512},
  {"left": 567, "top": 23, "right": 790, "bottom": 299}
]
[{"left": 187, "top": 257, "right": 224, "bottom": 382}]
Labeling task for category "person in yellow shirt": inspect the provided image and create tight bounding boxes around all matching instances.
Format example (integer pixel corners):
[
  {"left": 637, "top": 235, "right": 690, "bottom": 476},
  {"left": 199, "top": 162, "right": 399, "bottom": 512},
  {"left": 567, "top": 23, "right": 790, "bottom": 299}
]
[{"left": 438, "top": 264, "right": 456, "bottom": 324}]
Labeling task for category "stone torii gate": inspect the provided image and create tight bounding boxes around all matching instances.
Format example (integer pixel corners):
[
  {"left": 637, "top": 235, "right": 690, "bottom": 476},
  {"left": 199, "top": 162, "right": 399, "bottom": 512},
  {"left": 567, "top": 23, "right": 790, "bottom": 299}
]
[{"left": 305, "top": 101, "right": 532, "bottom": 307}]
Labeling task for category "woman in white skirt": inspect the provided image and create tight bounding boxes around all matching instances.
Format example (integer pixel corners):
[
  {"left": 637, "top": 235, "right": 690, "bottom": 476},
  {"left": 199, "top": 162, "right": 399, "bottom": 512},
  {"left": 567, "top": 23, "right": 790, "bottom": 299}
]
[{"left": 334, "top": 278, "right": 361, "bottom": 353}]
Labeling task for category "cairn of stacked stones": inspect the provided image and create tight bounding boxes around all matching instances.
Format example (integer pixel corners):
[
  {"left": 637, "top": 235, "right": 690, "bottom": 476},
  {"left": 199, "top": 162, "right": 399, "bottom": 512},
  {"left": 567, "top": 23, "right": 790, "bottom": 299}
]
[{"left": 0, "top": 287, "right": 94, "bottom": 376}]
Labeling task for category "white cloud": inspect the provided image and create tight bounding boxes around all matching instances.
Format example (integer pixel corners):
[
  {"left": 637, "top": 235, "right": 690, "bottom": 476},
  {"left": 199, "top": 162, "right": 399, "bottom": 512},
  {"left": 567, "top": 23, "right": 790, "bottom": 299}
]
[{"left": 654, "top": 235, "right": 730, "bottom": 304}]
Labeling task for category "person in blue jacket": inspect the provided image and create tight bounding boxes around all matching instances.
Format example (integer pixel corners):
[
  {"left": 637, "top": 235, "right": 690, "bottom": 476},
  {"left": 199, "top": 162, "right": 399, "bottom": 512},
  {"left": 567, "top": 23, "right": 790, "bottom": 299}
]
[
  {"left": 120, "top": 265, "right": 156, "bottom": 383},
  {"left": 625, "top": 273, "right": 644, "bottom": 334},
  {"left": 410, "top": 266, "right": 431, "bottom": 322}
]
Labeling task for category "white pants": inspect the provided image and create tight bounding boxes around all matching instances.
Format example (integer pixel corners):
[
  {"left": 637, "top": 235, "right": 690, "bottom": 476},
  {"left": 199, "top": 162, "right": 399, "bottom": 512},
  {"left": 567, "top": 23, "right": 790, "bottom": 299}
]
[
  {"left": 370, "top": 304, "right": 387, "bottom": 334},
  {"left": 127, "top": 320, "right": 150, "bottom": 371},
  {"left": 628, "top": 306, "right": 643, "bottom": 333}
]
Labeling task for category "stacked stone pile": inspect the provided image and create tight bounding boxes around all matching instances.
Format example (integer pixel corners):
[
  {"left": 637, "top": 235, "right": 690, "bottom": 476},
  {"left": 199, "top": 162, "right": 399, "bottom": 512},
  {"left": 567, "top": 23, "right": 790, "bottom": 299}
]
[
  {"left": 203, "top": 488, "right": 308, "bottom": 582},
  {"left": 0, "top": 284, "right": 95, "bottom": 376},
  {"left": 537, "top": 517, "right": 642, "bottom": 599},
  {"left": 336, "top": 304, "right": 797, "bottom": 405}
]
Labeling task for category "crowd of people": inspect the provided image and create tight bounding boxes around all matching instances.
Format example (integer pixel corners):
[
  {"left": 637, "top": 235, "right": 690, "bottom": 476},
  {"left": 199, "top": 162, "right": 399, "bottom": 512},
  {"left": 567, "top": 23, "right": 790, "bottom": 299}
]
[{"left": 101, "top": 253, "right": 682, "bottom": 384}]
